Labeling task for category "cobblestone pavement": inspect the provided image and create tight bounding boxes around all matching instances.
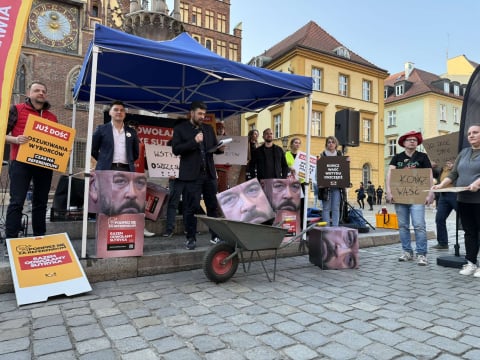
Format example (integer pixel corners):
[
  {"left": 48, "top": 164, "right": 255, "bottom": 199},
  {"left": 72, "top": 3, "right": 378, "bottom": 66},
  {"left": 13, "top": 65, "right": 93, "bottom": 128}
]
[{"left": 1, "top": 206, "right": 479, "bottom": 360}]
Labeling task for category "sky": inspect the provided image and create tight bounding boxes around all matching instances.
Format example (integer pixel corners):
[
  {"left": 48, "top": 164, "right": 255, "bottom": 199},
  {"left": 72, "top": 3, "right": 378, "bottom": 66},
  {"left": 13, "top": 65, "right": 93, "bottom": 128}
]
[{"left": 165, "top": 0, "right": 480, "bottom": 76}]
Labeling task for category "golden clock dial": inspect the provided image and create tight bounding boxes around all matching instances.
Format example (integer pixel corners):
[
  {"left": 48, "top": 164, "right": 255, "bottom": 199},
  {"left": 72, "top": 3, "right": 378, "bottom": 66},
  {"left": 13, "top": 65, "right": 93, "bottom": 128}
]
[{"left": 29, "top": 2, "right": 79, "bottom": 49}]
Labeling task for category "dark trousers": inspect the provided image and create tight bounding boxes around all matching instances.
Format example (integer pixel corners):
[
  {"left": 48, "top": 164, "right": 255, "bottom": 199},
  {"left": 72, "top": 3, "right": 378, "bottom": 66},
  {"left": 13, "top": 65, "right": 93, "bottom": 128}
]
[
  {"left": 181, "top": 174, "right": 218, "bottom": 240},
  {"left": 435, "top": 192, "right": 457, "bottom": 246},
  {"left": 165, "top": 178, "right": 186, "bottom": 233},
  {"left": 458, "top": 202, "right": 480, "bottom": 264},
  {"left": 367, "top": 196, "right": 374, "bottom": 209},
  {"left": 6, "top": 161, "right": 53, "bottom": 238}
]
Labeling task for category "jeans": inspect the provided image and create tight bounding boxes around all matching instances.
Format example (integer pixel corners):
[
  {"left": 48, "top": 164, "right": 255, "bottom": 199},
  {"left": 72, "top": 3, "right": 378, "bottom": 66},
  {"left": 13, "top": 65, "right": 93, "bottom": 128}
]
[
  {"left": 6, "top": 161, "right": 53, "bottom": 238},
  {"left": 435, "top": 192, "right": 457, "bottom": 246},
  {"left": 165, "top": 179, "right": 186, "bottom": 233},
  {"left": 457, "top": 202, "right": 480, "bottom": 264},
  {"left": 395, "top": 203, "right": 427, "bottom": 256},
  {"left": 322, "top": 188, "right": 341, "bottom": 226},
  {"left": 181, "top": 174, "right": 218, "bottom": 239}
]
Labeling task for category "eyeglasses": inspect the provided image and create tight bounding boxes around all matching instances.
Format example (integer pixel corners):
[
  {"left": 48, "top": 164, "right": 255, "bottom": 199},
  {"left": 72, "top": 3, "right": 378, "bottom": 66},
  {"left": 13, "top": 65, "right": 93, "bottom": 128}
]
[{"left": 405, "top": 138, "right": 418, "bottom": 142}]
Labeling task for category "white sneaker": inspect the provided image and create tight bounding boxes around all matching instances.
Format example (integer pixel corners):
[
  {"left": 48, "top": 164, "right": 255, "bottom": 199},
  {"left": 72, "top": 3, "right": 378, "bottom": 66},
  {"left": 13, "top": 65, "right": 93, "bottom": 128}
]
[
  {"left": 417, "top": 255, "right": 428, "bottom": 266},
  {"left": 473, "top": 268, "right": 480, "bottom": 278},
  {"left": 398, "top": 252, "right": 414, "bottom": 261},
  {"left": 144, "top": 229, "right": 156, "bottom": 237},
  {"left": 459, "top": 261, "right": 477, "bottom": 276}
]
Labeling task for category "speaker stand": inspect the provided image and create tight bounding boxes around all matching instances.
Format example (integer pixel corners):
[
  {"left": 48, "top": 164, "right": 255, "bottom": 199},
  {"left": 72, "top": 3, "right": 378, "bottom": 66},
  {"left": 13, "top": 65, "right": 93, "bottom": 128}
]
[{"left": 437, "top": 212, "right": 466, "bottom": 269}]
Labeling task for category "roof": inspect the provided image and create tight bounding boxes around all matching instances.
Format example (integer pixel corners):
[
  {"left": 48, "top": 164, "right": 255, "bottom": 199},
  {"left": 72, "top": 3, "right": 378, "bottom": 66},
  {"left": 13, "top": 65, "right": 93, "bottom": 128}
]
[
  {"left": 384, "top": 68, "right": 464, "bottom": 103},
  {"left": 258, "top": 21, "right": 385, "bottom": 72},
  {"left": 73, "top": 24, "right": 313, "bottom": 118}
]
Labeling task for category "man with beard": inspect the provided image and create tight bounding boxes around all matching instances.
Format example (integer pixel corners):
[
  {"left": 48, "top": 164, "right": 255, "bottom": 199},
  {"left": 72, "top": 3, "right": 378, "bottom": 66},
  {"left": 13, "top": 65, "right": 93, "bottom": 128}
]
[
  {"left": 247, "top": 128, "right": 289, "bottom": 181},
  {"left": 309, "top": 228, "right": 359, "bottom": 269},
  {"left": 5, "top": 81, "right": 58, "bottom": 239},
  {"left": 89, "top": 171, "right": 147, "bottom": 215},
  {"left": 265, "top": 178, "right": 302, "bottom": 212},
  {"left": 172, "top": 101, "right": 224, "bottom": 250},
  {"left": 217, "top": 179, "right": 274, "bottom": 223}
]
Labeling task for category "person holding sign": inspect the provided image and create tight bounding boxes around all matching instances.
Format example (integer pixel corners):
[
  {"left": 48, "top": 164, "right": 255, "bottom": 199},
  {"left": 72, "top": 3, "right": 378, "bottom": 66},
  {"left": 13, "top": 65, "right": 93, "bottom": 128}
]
[
  {"left": 432, "top": 125, "right": 480, "bottom": 277},
  {"left": 318, "top": 136, "right": 345, "bottom": 227},
  {"left": 5, "top": 81, "right": 58, "bottom": 239},
  {"left": 385, "top": 130, "right": 434, "bottom": 266},
  {"left": 285, "top": 137, "right": 305, "bottom": 225}
]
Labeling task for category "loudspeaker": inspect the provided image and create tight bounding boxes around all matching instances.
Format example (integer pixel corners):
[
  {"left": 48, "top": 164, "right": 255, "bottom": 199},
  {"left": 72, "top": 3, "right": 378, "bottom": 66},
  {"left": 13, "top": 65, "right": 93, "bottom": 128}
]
[{"left": 335, "top": 109, "right": 360, "bottom": 147}]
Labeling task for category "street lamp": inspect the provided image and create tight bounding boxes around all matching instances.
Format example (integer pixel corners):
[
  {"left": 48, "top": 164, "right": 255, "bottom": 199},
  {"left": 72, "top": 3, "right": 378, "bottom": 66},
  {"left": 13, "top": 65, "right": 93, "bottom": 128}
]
[{"left": 281, "top": 136, "right": 289, "bottom": 151}]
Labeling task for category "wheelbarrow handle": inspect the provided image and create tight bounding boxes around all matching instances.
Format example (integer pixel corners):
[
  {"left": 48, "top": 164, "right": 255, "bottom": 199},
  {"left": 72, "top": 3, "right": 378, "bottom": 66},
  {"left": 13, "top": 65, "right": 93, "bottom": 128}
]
[{"left": 278, "top": 221, "right": 327, "bottom": 249}]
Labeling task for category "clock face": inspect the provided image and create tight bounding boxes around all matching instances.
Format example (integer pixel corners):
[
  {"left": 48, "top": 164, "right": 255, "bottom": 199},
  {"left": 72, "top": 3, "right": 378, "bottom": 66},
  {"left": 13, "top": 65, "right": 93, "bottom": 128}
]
[{"left": 29, "top": 2, "right": 79, "bottom": 50}]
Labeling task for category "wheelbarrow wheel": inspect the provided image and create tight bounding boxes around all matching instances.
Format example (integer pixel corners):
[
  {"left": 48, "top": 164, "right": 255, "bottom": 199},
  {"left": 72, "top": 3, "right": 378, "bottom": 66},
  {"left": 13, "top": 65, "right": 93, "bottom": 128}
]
[{"left": 203, "top": 243, "right": 239, "bottom": 283}]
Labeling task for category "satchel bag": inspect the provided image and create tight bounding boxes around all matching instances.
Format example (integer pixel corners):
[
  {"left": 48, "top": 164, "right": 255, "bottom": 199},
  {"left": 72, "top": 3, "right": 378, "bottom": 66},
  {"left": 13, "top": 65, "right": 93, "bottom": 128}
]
[{"left": 375, "top": 212, "right": 399, "bottom": 230}]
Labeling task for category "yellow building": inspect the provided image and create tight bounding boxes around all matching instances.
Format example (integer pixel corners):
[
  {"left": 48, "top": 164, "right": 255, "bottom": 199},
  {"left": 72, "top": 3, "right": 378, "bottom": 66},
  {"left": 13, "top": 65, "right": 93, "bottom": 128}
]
[{"left": 243, "top": 21, "right": 388, "bottom": 200}]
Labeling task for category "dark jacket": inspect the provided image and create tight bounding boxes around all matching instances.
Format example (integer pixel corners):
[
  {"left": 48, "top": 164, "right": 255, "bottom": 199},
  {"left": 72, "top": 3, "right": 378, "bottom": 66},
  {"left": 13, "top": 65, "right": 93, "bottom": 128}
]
[
  {"left": 171, "top": 120, "right": 222, "bottom": 181},
  {"left": 91, "top": 122, "right": 140, "bottom": 172},
  {"left": 248, "top": 143, "right": 289, "bottom": 180}
]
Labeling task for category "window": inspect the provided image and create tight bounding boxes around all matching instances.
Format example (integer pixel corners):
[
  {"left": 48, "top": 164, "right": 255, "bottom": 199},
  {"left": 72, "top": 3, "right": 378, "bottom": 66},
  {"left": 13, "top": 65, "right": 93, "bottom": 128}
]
[
  {"left": 192, "top": 6, "right": 201, "bottom": 26},
  {"left": 388, "top": 139, "right": 397, "bottom": 156},
  {"left": 228, "top": 43, "right": 238, "bottom": 61},
  {"left": 334, "top": 46, "right": 351, "bottom": 59},
  {"left": 180, "top": 3, "right": 189, "bottom": 22},
  {"left": 312, "top": 67, "right": 322, "bottom": 91},
  {"left": 387, "top": 110, "right": 396, "bottom": 127},
  {"left": 395, "top": 84, "right": 404, "bottom": 96},
  {"left": 205, "top": 39, "right": 212, "bottom": 50},
  {"left": 192, "top": 35, "right": 200, "bottom": 42},
  {"left": 311, "top": 111, "right": 322, "bottom": 137},
  {"left": 443, "top": 82, "right": 449, "bottom": 93},
  {"left": 205, "top": 10, "right": 214, "bottom": 30},
  {"left": 362, "top": 80, "right": 371, "bottom": 102},
  {"left": 339, "top": 74, "right": 348, "bottom": 96},
  {"left": 362, "top": 164, "right": 370, "bottom": 185},
  {"left": 453, "top": 107, "right": 459, "bottom": 124},
  {"left": 216, "top": 40, "right": 226, "bottom": 57},
  {"left": 73, "top": 139, "right": 86, "bottom": 168},
  {"left": 440, "top": 104, "right": 446, "bottom": 121},
  {"left": 362, "top": 119, "right": 372, "bottom": 142},
  {"left": 273, "top": 114, "right": 281, "bottom": 138},
  {"left": 454, "top": 84, "right": 460, "bottom": 96},
  {"left": 217, "top": 13, "right": 226, "bottom": 33}
]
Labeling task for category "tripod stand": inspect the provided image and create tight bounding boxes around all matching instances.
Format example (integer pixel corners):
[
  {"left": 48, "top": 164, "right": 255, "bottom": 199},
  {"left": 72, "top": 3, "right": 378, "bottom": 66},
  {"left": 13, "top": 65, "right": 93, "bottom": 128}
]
[
  {"left": 437, "top": 211, "right": 467, "bottom": 268},
  {"left": 341, "top": 198, "right": 375, "bottom": 231}
]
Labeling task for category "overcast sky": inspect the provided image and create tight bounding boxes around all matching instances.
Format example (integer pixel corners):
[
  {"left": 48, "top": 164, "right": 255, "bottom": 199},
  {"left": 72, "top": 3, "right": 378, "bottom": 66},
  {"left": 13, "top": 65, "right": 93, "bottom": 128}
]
[{"left": 166, "top": 0, "right": 480, "bottom": 76}]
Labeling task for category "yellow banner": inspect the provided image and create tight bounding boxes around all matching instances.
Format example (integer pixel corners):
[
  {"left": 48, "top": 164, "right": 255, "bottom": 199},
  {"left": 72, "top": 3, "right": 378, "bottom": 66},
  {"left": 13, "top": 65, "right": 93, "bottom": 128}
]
[
  {"left": 0, "top": 0, "right": 34, "bottom": 174},
  {"left": 16, "top": 114, "right": 76, "bottom": 172}
]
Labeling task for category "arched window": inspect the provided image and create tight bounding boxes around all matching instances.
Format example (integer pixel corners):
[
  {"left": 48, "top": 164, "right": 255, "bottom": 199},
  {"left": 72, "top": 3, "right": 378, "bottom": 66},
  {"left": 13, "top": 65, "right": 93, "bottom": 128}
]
[{"left": 362, "top": 163, "right": 371, "bottom": 184}]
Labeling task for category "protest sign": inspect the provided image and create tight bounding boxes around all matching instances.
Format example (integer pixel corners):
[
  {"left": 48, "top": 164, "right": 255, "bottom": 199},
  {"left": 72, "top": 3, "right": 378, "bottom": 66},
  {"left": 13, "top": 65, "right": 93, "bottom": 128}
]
[{"left": 390, "top": 168, "right": 431, "bottom": 204}]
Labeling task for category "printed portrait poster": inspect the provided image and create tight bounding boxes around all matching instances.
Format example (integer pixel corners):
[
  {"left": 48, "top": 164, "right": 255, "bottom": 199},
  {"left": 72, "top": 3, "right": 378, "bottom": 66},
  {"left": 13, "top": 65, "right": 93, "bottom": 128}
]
[
  {"left": 292, "top": 151, "right": 317, "bottom": 181},
  {"left": 95, "top": 213, "right": 145, "bottom": 258},
  {"left": 217, "top": 178, "right": 275, "bottom": 223},
  {"left": 145, "top": 182, "right": 169, "bottom": 221},
  {"left": 16, "top": 114, "right": 76, "bottom": 173},
  {"left": 390, "top": 168, "right": 431, "bottom": 204},
  {"left": 145, "top": 144, "right": 180, "bottom": 178},
  {"left": 213, "top": 136, "right": 248, "bottom": 165},
  {"left": 422, "top": 132, "right": 459, "bottom": 166},
  {"left": 6, "top": 233, "right": 92, "bottom": 306},
  {"left": 262, "top": 178, "right": 302, "bottom": 243},
  {"left": 317, "top": 156, "right": 350, "bottom": 188}
]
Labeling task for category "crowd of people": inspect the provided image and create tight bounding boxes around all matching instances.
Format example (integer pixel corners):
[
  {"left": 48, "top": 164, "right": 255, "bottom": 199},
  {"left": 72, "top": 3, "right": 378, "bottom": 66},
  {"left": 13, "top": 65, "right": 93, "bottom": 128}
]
[{"left": 5, "top": 83, "right": 479, "bottom": 276}]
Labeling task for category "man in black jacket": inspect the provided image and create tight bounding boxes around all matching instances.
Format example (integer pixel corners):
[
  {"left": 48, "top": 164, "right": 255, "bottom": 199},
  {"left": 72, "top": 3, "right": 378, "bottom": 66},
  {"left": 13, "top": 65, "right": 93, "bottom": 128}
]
[
  {"left": 248, "top": 128, "right": 289, "bottom": 181},
  {"left": 171, "top": 101, "right": 223, "bottom": 250}
]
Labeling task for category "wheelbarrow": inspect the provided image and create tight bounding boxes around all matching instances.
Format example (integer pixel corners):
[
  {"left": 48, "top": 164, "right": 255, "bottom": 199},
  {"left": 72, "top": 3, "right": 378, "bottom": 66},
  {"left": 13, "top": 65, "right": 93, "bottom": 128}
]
[{"left": 197, "top": 215, "right": 324, "bottom": 283}]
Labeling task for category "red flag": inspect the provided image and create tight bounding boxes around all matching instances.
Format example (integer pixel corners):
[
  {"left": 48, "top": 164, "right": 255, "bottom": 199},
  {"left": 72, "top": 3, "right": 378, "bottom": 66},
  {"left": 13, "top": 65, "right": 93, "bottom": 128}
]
[{"left": 0, "top": 0, "right": 33, "bottom": 174}]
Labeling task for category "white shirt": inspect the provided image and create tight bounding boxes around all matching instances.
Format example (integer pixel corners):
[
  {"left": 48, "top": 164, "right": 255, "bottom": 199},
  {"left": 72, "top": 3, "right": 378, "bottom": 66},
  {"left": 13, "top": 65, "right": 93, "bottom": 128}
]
[{"left": 111, "top": 122, "right": 128, "bottom": 164}]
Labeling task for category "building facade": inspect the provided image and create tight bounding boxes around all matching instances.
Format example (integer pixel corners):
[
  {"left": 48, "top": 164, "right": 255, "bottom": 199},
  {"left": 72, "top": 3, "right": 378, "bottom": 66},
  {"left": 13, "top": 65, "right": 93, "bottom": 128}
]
[{"left": 244, "top": 21, "right": 388, "bottom": 200}]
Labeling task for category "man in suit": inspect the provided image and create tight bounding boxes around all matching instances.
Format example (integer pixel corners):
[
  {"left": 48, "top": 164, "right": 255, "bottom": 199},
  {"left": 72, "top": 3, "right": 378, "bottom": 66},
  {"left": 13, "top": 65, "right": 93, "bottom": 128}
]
[
  {"left": 91, "top": 100, "right": 139, "bottom": 172},
  {"left": 172, "top": 101, "right": 224, "bottom": 250}
]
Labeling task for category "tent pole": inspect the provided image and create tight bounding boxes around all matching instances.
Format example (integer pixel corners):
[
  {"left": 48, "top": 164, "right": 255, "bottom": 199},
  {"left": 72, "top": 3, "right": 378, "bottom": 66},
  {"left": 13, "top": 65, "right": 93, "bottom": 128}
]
[
  {"left": 303, "top": 94, "right": 313, "bottom": 233},
  {"left": 81, "top": 45, "right": 100, "bottom": 259},
  {"left": 66, "top": 102, "right": 77, "bottom": 211}
]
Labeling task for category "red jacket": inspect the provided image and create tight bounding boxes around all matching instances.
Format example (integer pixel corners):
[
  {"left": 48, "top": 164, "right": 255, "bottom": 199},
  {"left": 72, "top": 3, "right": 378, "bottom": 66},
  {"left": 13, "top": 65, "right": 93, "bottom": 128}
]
[{"left": 7, "top": 99, "right": 57, "bottom": 161}]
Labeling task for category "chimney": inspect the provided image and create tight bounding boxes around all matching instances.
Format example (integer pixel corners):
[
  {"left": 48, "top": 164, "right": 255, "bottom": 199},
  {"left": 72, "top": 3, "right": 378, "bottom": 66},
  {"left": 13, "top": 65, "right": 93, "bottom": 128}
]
[{"left": 405, "top": 62, "right": 414, "bottom": 80}]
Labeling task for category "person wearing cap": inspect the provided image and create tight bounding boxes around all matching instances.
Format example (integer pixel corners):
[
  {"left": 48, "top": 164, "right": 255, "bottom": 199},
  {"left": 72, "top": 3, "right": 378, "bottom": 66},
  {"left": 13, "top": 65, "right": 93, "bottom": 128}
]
[{"left": 385, "top": 130, "right": 434, "bottom": 266}]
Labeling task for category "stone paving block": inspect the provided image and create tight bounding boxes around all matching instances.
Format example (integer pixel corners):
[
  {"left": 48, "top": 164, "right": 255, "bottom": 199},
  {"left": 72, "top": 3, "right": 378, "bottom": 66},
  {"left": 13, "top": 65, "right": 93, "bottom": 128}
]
[
  {"left": 151, "top": 336, "right": 185, "bottom": 354},
  {"left": 33, "top": 325, "right": 68, "bottom": 339},
  {"left": 0, "top": 337, "right": 30, "bottom": 354},
  {"left": 78, "top": 348, "right": 118, "bottom": 360},
  {"left": 293, "top": 330, "right": 329, "bottom": 349},
  {"left": 32, "top": 335, "right": 72, "bottom": 356},
  {"left": 425, "top": 335, "right": 471, "bottom": 355},
  {"left": 206, "top": 322, "right": 238, "bottom": 336},
  {"left": 37, "top": 350, "right": 77, "bottom": 360},
  {"left": 192, "top": 314, "right": 224, "bottom": 326},
  {"left": 204, "top": 349, "right": 245, "bottom": 360},
  {"left": 333, "top": 330, "right": 372, "bottom": 350},
  {"left": 131, "top": 316, "right": 162, "bottom": 328},
  {"left": 394, "top": 339, "right": 441, "bottom": 358},
  {"left": 113, "top": 336, "right": 149, "bottom": 353},
  {"left": 172, "top": 323, "right": 207, "bottom": 338},
  {"left": 359, "top": 342, "right": 403, "bottom": 360},
  {"left": 244, "top": 345, "right": 283, "bottom": 360},
  {"left": 66, "top": 314, "right": 97, "bottom": 327},
  {"left": 0, "top": 351, "right": 31, "bottom": 360},
  {"left": 75, "top": 337, "right": 112, "bottom": 355},
  {"left": 31, "top": 306, "right": 60, "bottom": 318},
  {"left": 464, "top": 349, "right": 480, "bottom": 360},
  {"left": 105, "top": 324, "right": 138, "bottom": 340},
  {"left": 94, "top": 307, "right": 121, "bottom": 318},
  {"left": 365, "top": 328, "right": 407, "bottom": 346},
  {"left": 316, "top": 341, "right": 358, "bottom": 359},
  {"left": 161, "top": 348, "right": 203, "bottom": 360},
  {"left": 191, "top": 334, "right": 225, "bottom": 353},
  {"left": 258, "top": 331, "right": 296, "bottom": 350},
  {"left": 273, "top": 320, "right": 304, "bottom": 335},
  {"left": 0, "top": 327, "right": 29, "bottom": 341},
  {"left": 397, "top": 316, "right": 433, "bottom": 329},
  {"left": 64, "top": 307, "right": 91, "bottom": 317},
  {"left": 70, "top": 324, "right": 105, "bottom": 342},
  {"left": 0, "top": 318, "right": 29, "bottom": 330},
  {"left": 99, "top": 314, "right": 130, "bottom": 327},
  {"left": 221, "top": 331, "right": 259, "bottom": 350},
  {"left": 138, "top": 324, "right": 172, "bottom": 341},
  {"left": 32, "top": 314, "right": 64, "bottom": 329},
  {"left": 282, "top": 344, "right": 318, "bottom": 360},
  {"left": 287, "top": 311, "right": 321, "bottom": 326},
  {"left": 121, "top": 348, "right": 159, "bottom": 360},
  {"left": 242, "top": 322, "right": 272, "bottom": 336}
]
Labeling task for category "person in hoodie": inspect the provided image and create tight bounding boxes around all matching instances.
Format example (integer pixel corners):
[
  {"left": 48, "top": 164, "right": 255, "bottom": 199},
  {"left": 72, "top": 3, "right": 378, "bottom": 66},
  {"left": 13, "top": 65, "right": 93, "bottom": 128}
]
[{"left": 5, "top": 81, "right": 58, "bottom": 239}]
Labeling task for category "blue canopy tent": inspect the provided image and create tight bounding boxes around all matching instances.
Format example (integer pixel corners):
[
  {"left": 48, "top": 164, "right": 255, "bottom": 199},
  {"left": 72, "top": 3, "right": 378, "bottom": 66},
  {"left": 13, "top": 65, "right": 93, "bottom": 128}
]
[{"left": 73, "top": 24, "right": 313, "bottom": 257}]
